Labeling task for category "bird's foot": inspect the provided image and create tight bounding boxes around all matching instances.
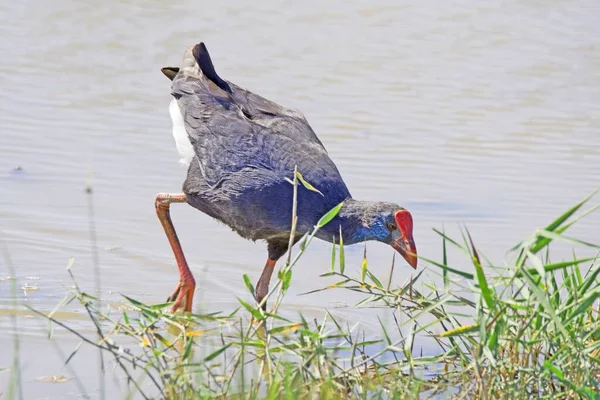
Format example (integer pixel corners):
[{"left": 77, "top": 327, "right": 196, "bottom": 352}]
[{"left": 166, "top": 277, "right": 196, "bottom": 313}]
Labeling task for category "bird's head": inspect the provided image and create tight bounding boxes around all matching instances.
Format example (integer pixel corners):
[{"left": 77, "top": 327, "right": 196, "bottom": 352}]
[
  {"left": 341, "top": 202, "right": 417, "bottom": 269},
  {"left": 387, "top": 209, "right": 417, "bottom": 269}
]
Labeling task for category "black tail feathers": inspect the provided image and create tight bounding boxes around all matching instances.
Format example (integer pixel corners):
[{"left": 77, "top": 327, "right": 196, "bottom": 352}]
[
  {"left": 193, "top": 42, "right": 231, "bottom": 93},
  {"left": 161, "top": 66, "right": 179, "bottom": 81}
]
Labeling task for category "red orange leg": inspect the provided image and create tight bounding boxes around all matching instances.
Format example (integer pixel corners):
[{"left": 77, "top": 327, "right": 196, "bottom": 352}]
[
  {"left": 154, "top": 193, "right": 196, "bottom": 313},
  {"left": 256, "top": 258, "right": 277, "bottom": 310}
]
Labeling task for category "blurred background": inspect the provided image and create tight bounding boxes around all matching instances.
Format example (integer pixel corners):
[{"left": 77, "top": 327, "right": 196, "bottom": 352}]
[{"left": 1, "top": 0, "right": 599, "bottom": 397}]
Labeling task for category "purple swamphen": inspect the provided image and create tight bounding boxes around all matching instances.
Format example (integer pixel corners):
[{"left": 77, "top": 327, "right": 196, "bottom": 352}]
[{"left": 155, "top": 42, "right": 417, "bottom": 312}]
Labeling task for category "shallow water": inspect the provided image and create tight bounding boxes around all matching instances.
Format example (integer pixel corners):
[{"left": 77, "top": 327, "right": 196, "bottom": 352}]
[{"left": 1, "top": 0, "right": 599, "bottom": 397}]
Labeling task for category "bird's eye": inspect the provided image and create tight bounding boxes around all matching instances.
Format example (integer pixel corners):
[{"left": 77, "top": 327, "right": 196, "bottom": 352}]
[{"left": 387, "top": 223, "right": 397, "bottom": 231}]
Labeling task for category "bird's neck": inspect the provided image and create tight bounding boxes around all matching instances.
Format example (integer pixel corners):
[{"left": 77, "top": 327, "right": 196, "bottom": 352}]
[{"left": 316, "top": 198, "right": 385, "bottom": 245}]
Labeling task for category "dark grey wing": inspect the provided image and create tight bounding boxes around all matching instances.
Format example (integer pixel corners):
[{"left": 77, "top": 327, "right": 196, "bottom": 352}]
[
  {"left": 227, "top": 82, "right": 326, "bottom": 149},
  {"left": 171, "top": 42, "right": 352, "bottom": 239},
  {"left": 171, "top": 73, "right": 338, "bottom": 190},
  {"left": 172, "top": 75, "right": 257, "bottom": 187}
]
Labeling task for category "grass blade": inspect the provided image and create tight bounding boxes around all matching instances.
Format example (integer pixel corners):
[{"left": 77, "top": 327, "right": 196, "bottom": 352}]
[
  {"left": 295, "top": 171, "right": 324, "bottom": 197},
  {"left": 339, "top": 226, "right": 345, "bottom": 275},
  {"left": 361, "top": 245, "right": 367, "bottom": 284},
  {"left": 243, "top": 274, "right": 255, "bottom": 296},
  {"left": 330, "top": 238, "right": 336, "bottom": 272},
  {"left": 317, "top": 201, "right": 344, "bottom": 228},
  {"left": 520, "top": 268, "right": 569, "bottom": 338},
  {"left": 530, "top": 190, "right": 598, "bottom": 254},
  {"left": 466, "top": 229, "right": 494, "bottom": 310}
]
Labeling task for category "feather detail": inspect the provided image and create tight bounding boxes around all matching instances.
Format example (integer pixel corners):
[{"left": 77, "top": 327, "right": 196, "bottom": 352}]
[{"left": 169, "top": 98, "right": 195, "bottom": 165}]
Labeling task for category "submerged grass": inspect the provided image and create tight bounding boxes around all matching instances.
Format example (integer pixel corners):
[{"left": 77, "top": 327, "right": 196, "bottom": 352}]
[{"left": 17, "top": 183, "right": 600, "bottom": 399}]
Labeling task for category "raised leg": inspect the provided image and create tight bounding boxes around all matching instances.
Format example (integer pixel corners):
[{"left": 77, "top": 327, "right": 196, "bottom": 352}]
[
  {"left": 154, "top": 193, "right": 195, "bottom": 313},
  {"left": 255, "top": 258, "right": 277, "bottom": 310}
]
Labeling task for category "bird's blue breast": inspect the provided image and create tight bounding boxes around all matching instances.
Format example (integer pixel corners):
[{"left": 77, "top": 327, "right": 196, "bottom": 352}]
[{"left": 226, "top": 167, "right": 350, "bottom": 239}]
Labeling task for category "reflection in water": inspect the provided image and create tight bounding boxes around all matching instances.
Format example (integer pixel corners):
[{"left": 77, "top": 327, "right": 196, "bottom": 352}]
[{"left": 1, "top": 0, "right": 599, "bottom": 396}]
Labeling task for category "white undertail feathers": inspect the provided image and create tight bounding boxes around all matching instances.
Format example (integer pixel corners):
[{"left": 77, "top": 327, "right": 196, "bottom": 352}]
[{"left": 169, "top": 99, "right": 195, "bottom": 166}]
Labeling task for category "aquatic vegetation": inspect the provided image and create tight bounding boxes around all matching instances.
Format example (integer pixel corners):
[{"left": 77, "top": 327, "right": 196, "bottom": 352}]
[{"left": 16, "top": 186, "right": 600, "bottom": 399}]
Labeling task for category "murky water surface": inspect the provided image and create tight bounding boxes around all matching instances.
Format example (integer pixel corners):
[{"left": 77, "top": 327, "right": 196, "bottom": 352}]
[{"left": 1, "top": 0, "right": 599, "bottom": 397}]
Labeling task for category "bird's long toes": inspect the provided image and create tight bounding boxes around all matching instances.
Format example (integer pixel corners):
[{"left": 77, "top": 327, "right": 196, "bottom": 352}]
[
  {"left": 166, "top": 286, "right": 181, "bottom": 303},
  {"left": 169, "top": 300, "right": 183, "bottom": 314},
  {"left": 168, "top": 287, "right": 194, "bottom": 313}
]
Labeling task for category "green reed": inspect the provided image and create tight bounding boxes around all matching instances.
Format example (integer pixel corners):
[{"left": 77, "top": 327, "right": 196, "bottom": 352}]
[{"left": 22, "top": 185, "right": 600, "bottom": 399}]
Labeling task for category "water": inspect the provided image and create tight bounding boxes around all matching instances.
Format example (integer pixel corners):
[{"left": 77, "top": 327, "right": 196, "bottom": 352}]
[{"left": 1, "top": 0, "right": 599, "bottom": 397}]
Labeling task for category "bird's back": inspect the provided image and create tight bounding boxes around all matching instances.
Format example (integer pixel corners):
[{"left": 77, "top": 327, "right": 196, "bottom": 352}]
[{"left": 170, "top": 43, "right": 351, "bottom": 240}]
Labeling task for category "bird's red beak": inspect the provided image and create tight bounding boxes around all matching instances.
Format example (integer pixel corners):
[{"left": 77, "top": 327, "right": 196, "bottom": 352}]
[{"left": 392, "top": 210, "right": 418, "bottom": 269}]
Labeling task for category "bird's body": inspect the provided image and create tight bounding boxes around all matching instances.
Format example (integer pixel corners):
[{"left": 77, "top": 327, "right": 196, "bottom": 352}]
[
  {"left": 155, "top": 43, "right": 417, "bottom": 312},
  {"left": 169, "top": 54, "right": 350, "bottom": 252}
]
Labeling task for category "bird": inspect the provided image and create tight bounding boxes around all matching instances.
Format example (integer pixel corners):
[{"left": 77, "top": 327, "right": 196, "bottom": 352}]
[{"left": 155, "top": 42, "right": 417, "bottom": 313}]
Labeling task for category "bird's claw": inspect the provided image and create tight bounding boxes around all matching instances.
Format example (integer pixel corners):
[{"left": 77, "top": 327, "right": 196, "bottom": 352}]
[
  {"left": 167, "top": 280, "right": 195, "bottom": 313},
  {"left": 166, "top": 287, "right": 180, "bottom": 303}
]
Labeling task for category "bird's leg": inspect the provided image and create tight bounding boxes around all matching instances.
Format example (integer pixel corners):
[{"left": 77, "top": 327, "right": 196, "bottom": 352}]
[
  {"left": 154, "top": 193, "right": 195, "bottom": 313},
  {"left": 255, "top": 258, "right": 277, "bottom": 310}
]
